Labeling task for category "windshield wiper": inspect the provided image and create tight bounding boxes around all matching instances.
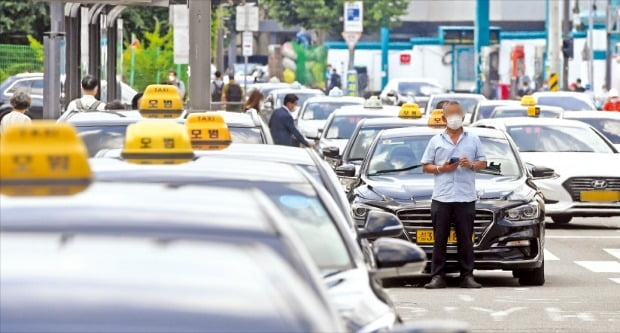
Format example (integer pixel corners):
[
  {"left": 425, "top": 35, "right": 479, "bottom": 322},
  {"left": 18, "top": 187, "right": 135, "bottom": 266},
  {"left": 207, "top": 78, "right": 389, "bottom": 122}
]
[
  {"left": 477, "top": 168, "right": 503, "bottom": 175},
  {"left": 348, "top": 157, "right": 363, "bottom": 161},
  {"left": 369, "top": 164, "right": 423, "bottom": 176},
  {"left": 323, "top": 269, "right": 347, "bottom": 279}
]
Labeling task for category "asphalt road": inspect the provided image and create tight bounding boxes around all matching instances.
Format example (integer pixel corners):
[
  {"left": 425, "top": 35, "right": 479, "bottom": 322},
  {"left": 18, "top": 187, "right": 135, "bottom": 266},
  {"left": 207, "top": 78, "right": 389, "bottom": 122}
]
[{"left": 387, "top": 217, "right": 620, "bottom": 333}]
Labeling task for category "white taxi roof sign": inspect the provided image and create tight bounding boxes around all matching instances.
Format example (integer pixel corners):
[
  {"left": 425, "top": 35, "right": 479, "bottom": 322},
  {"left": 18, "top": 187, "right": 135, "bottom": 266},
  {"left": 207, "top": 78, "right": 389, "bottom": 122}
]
[
  {"left": 186, "top": 113, "right": 233, "bottom": 150},
  {"left": 364, "top": 96, "right": 383, "bottom": 109},
  {"left": 0, "top": 122, "right": 92, "bottom": 196},
  {"left": 122, "top": 121, "right": 194, "bottom": 164},
  {"left": 428, "top": 109, "right": 447, "bottom": 127},
  {"left": 399, "top": 103, "right": 422, "bottom": 119},
  {"left": 138, "top": 84, "right": 184, "bottom": 119}
]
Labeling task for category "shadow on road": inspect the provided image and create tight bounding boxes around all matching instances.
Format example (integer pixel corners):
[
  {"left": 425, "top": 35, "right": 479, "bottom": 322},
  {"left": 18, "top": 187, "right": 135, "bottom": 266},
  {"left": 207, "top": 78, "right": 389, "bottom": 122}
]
[{"left": 385, "top": 273, "right": 522, "bottom": 289}]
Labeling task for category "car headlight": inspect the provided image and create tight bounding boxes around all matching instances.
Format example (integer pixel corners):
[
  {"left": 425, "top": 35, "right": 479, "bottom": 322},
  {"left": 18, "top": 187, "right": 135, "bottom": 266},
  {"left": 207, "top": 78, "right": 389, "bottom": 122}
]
[
  {"left": 351, "top": 202, "right": 381, "bottom": 219},
  {"left": 505, "top": 202, "right": 540, "bottom": 220}
]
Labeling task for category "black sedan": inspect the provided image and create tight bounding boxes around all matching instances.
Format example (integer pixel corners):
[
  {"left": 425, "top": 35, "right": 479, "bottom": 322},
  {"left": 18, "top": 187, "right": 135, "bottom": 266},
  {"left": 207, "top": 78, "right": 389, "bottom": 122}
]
[{"left": 347, "top": 126, "right": 547, "bottom": 286}]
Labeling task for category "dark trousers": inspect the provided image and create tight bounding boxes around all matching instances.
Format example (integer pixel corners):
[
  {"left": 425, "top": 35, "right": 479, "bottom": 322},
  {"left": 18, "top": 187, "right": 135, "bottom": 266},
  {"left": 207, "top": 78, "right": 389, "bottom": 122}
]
[{"left": 430, "top": 200, "right": 476, "bottom": 277}]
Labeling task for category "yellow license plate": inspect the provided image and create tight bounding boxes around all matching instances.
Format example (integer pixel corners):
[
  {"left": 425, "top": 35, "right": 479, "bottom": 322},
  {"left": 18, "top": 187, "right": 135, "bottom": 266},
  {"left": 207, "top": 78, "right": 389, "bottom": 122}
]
[
  {"left": 416, "top": 229, "right": 458, "bottom": 244},
  {"left": 580, "top": 191, "right": 620, "bottom": 202}
]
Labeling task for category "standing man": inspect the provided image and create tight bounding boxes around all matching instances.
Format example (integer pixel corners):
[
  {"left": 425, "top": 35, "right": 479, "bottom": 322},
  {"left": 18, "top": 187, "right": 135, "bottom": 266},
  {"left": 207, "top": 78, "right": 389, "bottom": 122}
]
[
  {"left": 168, "top": 70, "right": 186, "bottom": 100},
  {"left": 329, "top": 68, "right": 342, "bottom": 91},
  {"left": 0, "top": 90, "right": 32, "bottom": 135},
  {"left": 420, "top": 101, "right": 487, "bottom": 289},
  {"left": 269, "top": 94, "right": 314, "bottom": 148},
  {"left": 65, "top": 75, "right": 106, "bottom": 112},
  {"left": 574, "top": 78, "right": 586, "bottom": 92},
  {"left": 222, "top": 74, "right": 243, "bottom": 111},
  {"left": 211, "top": 71, "right": 225, "bottom": 105}
]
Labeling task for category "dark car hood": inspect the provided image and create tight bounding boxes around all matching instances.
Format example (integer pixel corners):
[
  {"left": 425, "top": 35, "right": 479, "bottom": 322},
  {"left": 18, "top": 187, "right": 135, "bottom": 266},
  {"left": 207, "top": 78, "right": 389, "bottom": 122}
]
[{"left": 363, "top": 174, "right": 526, "bottom": 203}]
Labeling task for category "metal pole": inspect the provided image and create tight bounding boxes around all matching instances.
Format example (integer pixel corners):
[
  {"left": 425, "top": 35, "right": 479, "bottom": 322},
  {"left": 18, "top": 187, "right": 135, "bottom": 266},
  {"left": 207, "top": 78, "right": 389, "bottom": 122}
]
[
  {"left": 549, "top": 0, "right": 561, "bottom": 79},
  {"left": 188, "top": 0, "right": 211, "bottom": 112},
  {"left": 243, "top": 2, "right": 248, "bottom": 100},
  {"left": 474, "top": 0, "right": 490, "bottom": 94},
  {"left": 380, "top": 26, "right": 389, "bottom": 90},
  {"left": 605, "top": 0, "right": 611, "bottom": 89},
  {"left": 451, "top": 44, "right": 456, "bottom": 92},
  {"left": 216, "top": 26, "right": 225, "bottom": 73},
  {"left": 43, "top": 1, "right": 64, "bottom": 119},
  {"left": 562, "top": 0, "right": 571, "bottom": 90},
  {"left": 588, "top": 0, "right": 595, "bottom": 87}
]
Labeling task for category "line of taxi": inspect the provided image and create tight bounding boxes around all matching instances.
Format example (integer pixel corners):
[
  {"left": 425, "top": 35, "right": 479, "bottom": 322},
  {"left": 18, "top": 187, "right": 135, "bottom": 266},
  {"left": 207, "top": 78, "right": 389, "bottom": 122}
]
[{"left": 0, "top": 85, "right": 470, "bottom": 332}]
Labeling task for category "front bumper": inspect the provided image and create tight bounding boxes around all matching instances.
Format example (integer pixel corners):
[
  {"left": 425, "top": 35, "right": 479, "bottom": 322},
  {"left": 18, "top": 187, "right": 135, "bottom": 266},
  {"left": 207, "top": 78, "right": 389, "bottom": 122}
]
[{"left": 536, "top": 176, "right": 620, "bottom": 217}]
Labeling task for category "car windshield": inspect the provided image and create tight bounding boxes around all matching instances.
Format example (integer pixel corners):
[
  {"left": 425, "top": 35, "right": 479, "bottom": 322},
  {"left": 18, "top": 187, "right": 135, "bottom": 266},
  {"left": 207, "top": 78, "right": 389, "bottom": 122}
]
[
  {"left": 536, "top": 96, "right": 594, "bottom": 111},
  {"left": 491, "top": 108, "right": 561, "bottom": 119},
  {"left": 569, "top": 118, "right": 620, "bottom": 144},
  {"left": 428, "top": 97, "right": 480, "bottom": 114},
  {"left": 367, "top": 135, "right": 522, "bottom": 178},
  {"left": 275, "top": 92, "right": 322, "bottom": 109},
  {"left": 476, "top": 104, "right": 505, "bottom": 121},
  {"left": 301, "top": 102, "right": 359, "bottom": 120},
  {"left": 325, "top": 115, "right": 375, "bottom": 140},
  {"left": 263, "top": 183, "right": 352, "bottom": 271},
  {"left": 77, "top": 125, "right": 264, "bottom": 156},
  {"left": 506, "top": 125, "right": 614, "bottom": 153},
  {"left": 397, "top": 82, "right": 443, "bottom": 96}
]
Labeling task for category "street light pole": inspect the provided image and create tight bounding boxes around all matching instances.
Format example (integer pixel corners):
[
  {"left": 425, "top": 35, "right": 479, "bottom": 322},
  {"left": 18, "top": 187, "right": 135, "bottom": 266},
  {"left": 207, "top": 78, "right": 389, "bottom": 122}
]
[{"left": 188, "top": 0, "right": 211, "bottom": 112}]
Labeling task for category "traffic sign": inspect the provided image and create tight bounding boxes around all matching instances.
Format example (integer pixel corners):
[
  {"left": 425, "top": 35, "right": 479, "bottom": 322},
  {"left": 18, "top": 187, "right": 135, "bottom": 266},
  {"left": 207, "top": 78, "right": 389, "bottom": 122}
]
[
  {"left": 344, "top": 1, "right": 363, "bottom": 32},
  {"left": 342, "top": 31, "right": 362, "bottom": 51},
  {"left": 242, "top": 32, "right": 253, "bottom": 56},
  {"left": 236, "top": 4, "right": 259, "bottom": 32},
  {"left": 549, "top": 73, "right": 559, "bottom": 91}
]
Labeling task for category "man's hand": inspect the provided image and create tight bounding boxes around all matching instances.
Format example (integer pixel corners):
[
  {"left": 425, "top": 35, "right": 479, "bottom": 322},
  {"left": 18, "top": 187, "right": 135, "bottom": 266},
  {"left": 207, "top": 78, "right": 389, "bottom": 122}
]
[
  {"left": 459, "top": 157, "right": 474, "bottom": 169},
  {"left": 307, "top": 142, "right": 316, "bottom": 149},
  {"left": 441, "top": 160, "right": 459, "bottom": 172}
]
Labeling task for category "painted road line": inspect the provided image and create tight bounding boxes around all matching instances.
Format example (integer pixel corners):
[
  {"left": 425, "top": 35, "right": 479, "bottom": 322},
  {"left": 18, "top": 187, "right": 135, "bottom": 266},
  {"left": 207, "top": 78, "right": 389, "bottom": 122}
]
[
  {"left": 610, "top": 278, "right": 620, "bottom": 284},
  {"left": 546, "top": 236, "right": 620, "bottom": 239},
  {"left": 604, "top": 248, "right": 620, "bottom": 260},
  {"left": 575, "top": 261, "right": 620, "bottom": 273},
  {"left": 544, "top": 249, "right": 559, "bottom": 261}
]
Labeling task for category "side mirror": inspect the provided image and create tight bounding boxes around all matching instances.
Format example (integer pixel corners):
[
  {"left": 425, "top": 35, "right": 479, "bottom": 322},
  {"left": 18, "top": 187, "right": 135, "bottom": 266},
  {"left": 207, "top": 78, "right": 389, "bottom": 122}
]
[
  {"left": 527, "top": 163, "right": 556, "bottom": 179},
  {"left": 386, "top": 90, "right": 397, "bottom": 97},
  {"left": 304, "top": 129, "right": 321, "bottom": 140},
  {"left": 322, "top": 146, "right": 340, "bottom": 159},
  {"left": 359, "top": 210, "right": 403, "bottom": 239},
  {"left": 373, "top": 238, "right": 427, "bottom": 279},
  {"left": 335, "top": 164, "right": 356, "bottom": 177}
]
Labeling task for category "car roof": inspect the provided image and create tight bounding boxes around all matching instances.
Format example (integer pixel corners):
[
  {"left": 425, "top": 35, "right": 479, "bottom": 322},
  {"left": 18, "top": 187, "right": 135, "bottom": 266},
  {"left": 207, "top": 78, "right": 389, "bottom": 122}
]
[
  {"left": 379, "top": 126, "right": 506, "bottom": 139},
  {"left": 358, "top": 117, "right": 430, "bottom": 128},
  {"left": 474, "top": 117, "right": 592, "bottom": 128},
  {"left": 304, "top": 96, "right": 365, "bottom": 104},
  {"left": 563, "top": 111, "right": 620, "bottom": 119},
  {"left": 532, "top": 91, "right": 591, "bottom": 99},
  {"left": 91, "top": 156, "right": 309, "bottom": 184},
  {"left": 477, "top": 100, "right": 520, "bottom": 106},
  {"left": 1, "top": 182, "right": 277, "bottom": 235},
  {"left": 429, "top": 93, "right": 486, "bottom": 100},
  {"left": 13, "top": 72, "right": 43, "bottom": 78},
  {"left": 193, "top": 144, "right": 315, "bottom": 166},
  {"left": 331, "top": 104, "right": 401, "bottom": 116},
  {"left": 66, "top": 110, "right": 258, "bottom": 127},
  {"left": 494, "top": 105, "right": 564, "bottom": 112},
  {"left": 0, "top": 232, "right": 330, "bottom": 332}
]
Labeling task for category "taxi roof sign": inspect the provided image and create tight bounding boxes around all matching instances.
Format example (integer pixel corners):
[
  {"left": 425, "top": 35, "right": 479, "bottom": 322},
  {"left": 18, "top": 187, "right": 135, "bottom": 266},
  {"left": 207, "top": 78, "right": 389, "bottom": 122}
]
[
  {"left": 428, "top": 109, "right": 447, "bottom": 128},
  {"left": 521, "top": 95, "right": 537, "bottom": 107},
  {"left": 0, "top": 122, "right": 92, "bottom": 196},
  {"left": 399, "top": 103, "right": 422, "bottom": 119},
  {"left": 122, "top": 121, "right": 194, "bottom": 164},
  {"left": 364, "top": 96, "right": 383, "bottom": 109},
  {"left": 138, "top": 84, "right": 184, "bottom": 119},
  {"left": 186, "top": 113, "right": 233, "bottom": 150},
  {"left": 527, "top": 106, "right": 541, "bottom": 117}
]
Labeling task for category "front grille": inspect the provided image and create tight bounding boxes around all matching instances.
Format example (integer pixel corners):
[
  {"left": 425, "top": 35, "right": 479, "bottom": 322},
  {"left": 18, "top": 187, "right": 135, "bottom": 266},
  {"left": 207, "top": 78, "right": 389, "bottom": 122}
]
[
  {"left": 562, "top": 177, "right": 620, "bottom": 201},
  {"left": 397, "top": 208, "right": 494, "bottom": 245}
]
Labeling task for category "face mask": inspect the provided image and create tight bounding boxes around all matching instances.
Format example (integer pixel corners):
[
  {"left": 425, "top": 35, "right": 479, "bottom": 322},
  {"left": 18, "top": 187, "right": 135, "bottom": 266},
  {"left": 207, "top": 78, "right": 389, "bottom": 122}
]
[
  {"left": 446, "top": 115, "right": 463, "bottom": 130},
  {"left": 168, "top": 75, "right": 175, "bottom": 82}
]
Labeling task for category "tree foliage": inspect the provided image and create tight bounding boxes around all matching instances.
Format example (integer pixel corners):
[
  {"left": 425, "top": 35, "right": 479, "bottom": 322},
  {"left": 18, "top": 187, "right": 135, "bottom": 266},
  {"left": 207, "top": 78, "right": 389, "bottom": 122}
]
[
  {"left": 260, "top": 0, "right": 410, "bottom": 34},
  {"left": 0, "top": 0, "right": 49, "bottom": 44},
  {"left": 121, "top": 6, "right": 169, "bottom": 44}
]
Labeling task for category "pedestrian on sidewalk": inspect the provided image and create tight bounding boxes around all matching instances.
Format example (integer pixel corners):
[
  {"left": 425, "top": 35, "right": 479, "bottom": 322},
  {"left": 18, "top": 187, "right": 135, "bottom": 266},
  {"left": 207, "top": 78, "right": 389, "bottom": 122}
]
[
  {"left": 421, "top": 101, "right": 487, "bottom": 289},
  {"left": 602, "top": 88, "right": 620, "bottom": 112},
  {"left": 65, "top": 75, "right": 106, "bottom": 113},
  {"left": 222, "top": 74, "right": 243, "bottom": 111},
  {"left": 244, "top": 90, "right": 264, "bottom": 113},
  {"left": 0, "top": 90, "right": 32, "bottom": 135}
]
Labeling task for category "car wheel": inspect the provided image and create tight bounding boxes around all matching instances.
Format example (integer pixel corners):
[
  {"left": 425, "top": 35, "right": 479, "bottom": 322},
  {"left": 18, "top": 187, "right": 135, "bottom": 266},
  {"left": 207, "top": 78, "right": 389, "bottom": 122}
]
[
  {"left": 517, "top": 261, "right": 545, "bottom": 286},
  {"left": 551, "top": 215, "right": 572, "bottom": 224}
]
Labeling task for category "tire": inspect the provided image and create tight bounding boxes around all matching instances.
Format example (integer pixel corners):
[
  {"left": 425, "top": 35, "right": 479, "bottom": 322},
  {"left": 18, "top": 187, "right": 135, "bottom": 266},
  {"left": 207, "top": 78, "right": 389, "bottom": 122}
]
[
  {"left": 518, "top": 261, "right": 545, "bottom": 286},
  {"left": 551, "top": 215, "right": 572, "bottom": 224}
]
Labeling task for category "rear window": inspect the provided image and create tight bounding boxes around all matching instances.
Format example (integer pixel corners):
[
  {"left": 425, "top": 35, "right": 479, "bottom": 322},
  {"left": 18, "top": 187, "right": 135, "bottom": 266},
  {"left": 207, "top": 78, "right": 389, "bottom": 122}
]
[
  {"left": 506, "top": 125, "right": 614, "bottom": 153},
  {"left": 536, "top": 96, "right": 595, "bottom": 111}
]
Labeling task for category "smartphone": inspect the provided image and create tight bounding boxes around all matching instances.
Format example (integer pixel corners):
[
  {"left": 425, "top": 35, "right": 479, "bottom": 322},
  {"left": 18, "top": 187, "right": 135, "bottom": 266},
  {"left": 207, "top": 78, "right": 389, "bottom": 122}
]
[{"left": 449, "top": 157, "right": 460, "bottom": 164}]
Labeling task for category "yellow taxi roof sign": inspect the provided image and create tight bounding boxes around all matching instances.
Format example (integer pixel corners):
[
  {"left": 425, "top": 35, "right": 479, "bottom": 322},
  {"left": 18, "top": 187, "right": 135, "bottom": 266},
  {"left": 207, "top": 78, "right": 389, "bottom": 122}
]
[
  {"left": 399, "top": 103, "right": 422, "bottom": 119},
  {"left": 521, "top": 95, "right": 537, "bottom": 107},
  {"left": 0, "top": 122, "right": 92, "bottom": 196},
  {"left": 527, "top": 106, "right": 541, "bottom": 117},
  {"left": 428, "top": 109, "right": 447, "bottom": 128},
  {"left": 138, "top": 84, "right": 184, "bottom": 119},
  {"left": 364, "top": 96, "right": 383, "bottom": 109},
  {"left": 122, "top": 121, "right": 194, "bottom": 164},
  {"left": 186, "top": 113, "right": 233, "bottom": 151}
]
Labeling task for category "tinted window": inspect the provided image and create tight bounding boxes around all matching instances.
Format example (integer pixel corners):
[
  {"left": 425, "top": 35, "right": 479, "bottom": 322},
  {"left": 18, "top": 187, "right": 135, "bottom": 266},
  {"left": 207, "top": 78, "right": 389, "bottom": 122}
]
[
  {"left": 570, "top": 118, "right": 620, "bottom": 144},
  {"left": 367, "top": 135, "right": 521, "bottom": 178},
  {"left": 325, "top": 116, "right": 368, "bottom": 139},
  {"left": 397, "top": 82, "right": 443, "bottom": 96},
  {"left": 348, "top": 128, "right": 383, "bottom": 161},
  {"left": 476, "top": 104, "right": 503, "bottom": 120},
  {"left": 507, "top": 125, "right": 614, "bottom": 153},
  {"left": 6, "top": 79, "right": 33, "bottom": 94},
  {"left": 301, "top": 102, "right": 359, "bottom": 120},
  {"left": 30, "top": 79, "right": 44, "bottom": 95},
  {"left": 490, "top": 108, "right": 561, "bottom": 119},
  {"left": 536, "top": 96, "right": 594, "bottom": 111}
]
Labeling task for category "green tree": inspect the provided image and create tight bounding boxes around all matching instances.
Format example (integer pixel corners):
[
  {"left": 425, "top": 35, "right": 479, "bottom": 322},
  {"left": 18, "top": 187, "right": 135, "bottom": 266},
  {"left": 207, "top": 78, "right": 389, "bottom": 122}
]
[
  {"left": 260, "top": 0, "right": 409, "bottom": 37},
  {"left": 0, "top": 0, "right": 49, "bottom": 44},
  {"left": 121, "top": 6, "right": 169, "bottom": 44}
]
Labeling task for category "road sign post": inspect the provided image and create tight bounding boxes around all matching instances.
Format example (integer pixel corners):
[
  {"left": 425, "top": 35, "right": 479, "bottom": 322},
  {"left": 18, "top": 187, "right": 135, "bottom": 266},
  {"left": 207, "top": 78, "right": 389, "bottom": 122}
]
[
  {"left": 343, "top": 1, "right": 363, "bottom": 71},
  {"left": 237, "top": 3, "right": 258, "bottom": 101}
]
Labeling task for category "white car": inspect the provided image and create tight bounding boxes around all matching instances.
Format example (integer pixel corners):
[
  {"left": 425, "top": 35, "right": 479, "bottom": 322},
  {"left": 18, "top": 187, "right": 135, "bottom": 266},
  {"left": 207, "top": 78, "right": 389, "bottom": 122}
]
[
  {"left": 379, "top": 78, "right": 445, "bottom": 108},
  {"left": 296, "top": 96, "right": 364, "bottom": 140},
  {"left": 563, "top": 111, "right": 620, "bottom": 150},
  {"left": 473, "top": 117, "right": 620, "bottom": 224},
  {"left": 263, "top": 87, "right": 325, "bottom": 121},
  {"left": 531, "top": 91, "right": 596, "bottom": 111}
]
